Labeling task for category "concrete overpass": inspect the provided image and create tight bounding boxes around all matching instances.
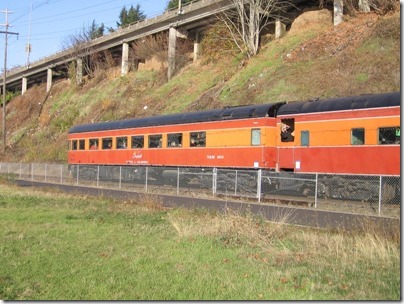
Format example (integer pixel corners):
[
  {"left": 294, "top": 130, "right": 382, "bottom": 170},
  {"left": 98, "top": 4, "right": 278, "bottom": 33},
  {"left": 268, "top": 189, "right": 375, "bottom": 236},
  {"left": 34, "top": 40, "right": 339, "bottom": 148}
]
[
  {"left": 2, "top": 0, "right": 235, "bottom": 94},
  {"left": 1, "top": 0, "right": 356, "bottom": 94}
]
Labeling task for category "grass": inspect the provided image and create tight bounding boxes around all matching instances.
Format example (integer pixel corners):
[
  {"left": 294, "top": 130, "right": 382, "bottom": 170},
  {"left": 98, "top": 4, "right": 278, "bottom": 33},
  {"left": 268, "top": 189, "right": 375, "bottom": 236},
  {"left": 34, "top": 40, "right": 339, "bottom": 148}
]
[{"left": 0, "top": 182, "right": 399, "bottom": 300}]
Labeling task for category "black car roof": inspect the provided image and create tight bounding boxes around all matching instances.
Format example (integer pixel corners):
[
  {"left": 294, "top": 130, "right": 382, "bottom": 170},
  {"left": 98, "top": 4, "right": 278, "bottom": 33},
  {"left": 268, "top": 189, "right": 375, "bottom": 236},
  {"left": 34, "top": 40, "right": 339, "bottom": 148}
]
[
  {"left": 276, "top": 92, "right": 400, "bottom": 116},
  {"left": 68, "top": 102, "right": 286, "bottom": 134}
]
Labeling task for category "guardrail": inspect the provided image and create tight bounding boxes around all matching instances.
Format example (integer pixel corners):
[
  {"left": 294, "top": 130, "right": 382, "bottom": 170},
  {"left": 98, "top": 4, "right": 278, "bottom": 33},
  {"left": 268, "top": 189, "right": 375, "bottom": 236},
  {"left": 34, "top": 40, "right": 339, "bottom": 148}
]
[{"left": 0, "top": 163, "right": 400, "bottom": 218}]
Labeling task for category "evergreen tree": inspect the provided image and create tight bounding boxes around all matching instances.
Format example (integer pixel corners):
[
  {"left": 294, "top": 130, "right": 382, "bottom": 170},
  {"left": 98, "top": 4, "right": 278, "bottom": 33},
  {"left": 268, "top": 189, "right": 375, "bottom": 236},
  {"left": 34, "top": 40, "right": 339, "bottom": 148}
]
[
  {"left": 166, "top": 0, "right": 193, "bottom": 10},
  {"left": 117, "top": 4, "right": 146, "bottom": 27},
  {"left": 88, "top": 20, "right": 105, "bottom": 40}
]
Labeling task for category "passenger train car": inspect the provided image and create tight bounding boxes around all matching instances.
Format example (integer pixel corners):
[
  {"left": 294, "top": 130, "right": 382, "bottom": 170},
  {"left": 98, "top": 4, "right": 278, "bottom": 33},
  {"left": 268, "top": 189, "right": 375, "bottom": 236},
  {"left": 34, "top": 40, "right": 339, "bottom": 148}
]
[
  {"left": 276, "top": 92, "right": 400, "bottom": 175},
  {"left": 68, "top": 92, "right": 400, "bottom": 176}
]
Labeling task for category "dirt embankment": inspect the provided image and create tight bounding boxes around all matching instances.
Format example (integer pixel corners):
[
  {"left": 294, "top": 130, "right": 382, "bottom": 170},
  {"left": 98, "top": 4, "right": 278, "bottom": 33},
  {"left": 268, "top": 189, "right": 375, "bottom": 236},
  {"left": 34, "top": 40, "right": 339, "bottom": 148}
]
[{"left": 287, "top": 10, "right": 380, "bottom": 61}]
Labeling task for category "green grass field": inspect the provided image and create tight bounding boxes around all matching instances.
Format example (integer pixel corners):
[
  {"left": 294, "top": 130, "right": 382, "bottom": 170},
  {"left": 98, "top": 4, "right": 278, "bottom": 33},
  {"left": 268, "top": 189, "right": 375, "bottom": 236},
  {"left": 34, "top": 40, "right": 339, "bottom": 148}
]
[{"left": 0, "top": 181, "right": 400, "bottom": 300}]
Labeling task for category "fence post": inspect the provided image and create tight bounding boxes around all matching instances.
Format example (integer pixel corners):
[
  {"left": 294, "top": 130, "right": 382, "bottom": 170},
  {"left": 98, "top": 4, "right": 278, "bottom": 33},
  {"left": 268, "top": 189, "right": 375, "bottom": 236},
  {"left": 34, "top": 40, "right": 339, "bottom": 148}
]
[
  {"left": 177, "top": 167, "right": 180, "bottom": 196},
  {"left": 97, "top": 166, "right": 100, "bottom": 188},
  {"left": 378, "top": 176, "right": 382, "bottom": 214},
  {"left": 45, "top": 164, "right": 47, "bottom": 182},
  {"left": 119, "top": 166, "right": 122, "bottom": 189},
  {"left": 19, "top": 163, "right": 22, "bottom": 179},
  {"left": 145, "top": 167, "right": 148, "bottom": 193},
  {"left": 257, "top": 169, "right": 262, "bottom": 203},
  {"left": 60, "top": 164, "right": 63, "bottom": 184},
  {"left": 314, "top": 173, "right": 318, "bottom": 208},
  {"left": 235, "top": 170, "right": 238, "bottom": 196},
  {"left": 212, "top": 168, "right": 217, "bottom": 197},
  {"left": 76, "top": 165, "right": 79, "bottom": 185},
  {"left": 31, "top": 163, "right": 34, "bottom": 181}
]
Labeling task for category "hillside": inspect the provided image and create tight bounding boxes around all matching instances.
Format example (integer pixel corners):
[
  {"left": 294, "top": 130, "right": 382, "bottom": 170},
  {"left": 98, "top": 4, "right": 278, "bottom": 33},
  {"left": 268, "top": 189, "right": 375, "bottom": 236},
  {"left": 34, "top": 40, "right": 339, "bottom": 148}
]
[{"left": 0, "top": 9, "right": 400, "bottom": 163}]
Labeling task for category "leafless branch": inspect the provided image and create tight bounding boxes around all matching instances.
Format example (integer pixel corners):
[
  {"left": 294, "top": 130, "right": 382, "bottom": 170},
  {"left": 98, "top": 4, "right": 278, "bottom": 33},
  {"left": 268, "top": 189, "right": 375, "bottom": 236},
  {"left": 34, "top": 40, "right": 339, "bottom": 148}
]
[{"left": 217, "top": 0, "right": 293, "bottom": 58}]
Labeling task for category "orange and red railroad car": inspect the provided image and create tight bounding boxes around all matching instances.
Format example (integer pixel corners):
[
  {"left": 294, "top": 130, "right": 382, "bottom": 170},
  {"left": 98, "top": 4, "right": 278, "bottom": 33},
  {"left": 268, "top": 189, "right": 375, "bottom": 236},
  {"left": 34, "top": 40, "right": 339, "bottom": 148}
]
[
  {"left": 68, "top": 92, "right": 400, "bottom": 176},
  {"left": 276, "top": 92, "right": 400, "bottom": 175},
  {"left": 68, "top": 102, "right": 285, "bottom": 170}
]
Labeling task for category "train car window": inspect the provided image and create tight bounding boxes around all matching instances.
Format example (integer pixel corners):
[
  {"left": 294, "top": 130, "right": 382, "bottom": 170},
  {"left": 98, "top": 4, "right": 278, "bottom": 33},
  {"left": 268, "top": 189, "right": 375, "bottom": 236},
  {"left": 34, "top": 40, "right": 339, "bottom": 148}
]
[
  {"left": 102, "top": 138, "right": 113, "bottom": 149},
  {"left": 190, "top": 132, "right": 206, "bottom": 147},
  {"left": 149, "top": 135, "right": 162, "bottom": 148},
  {"left": 79, "top": 139, "right": 85, "bottom": 150},
  {"left": 168, "top": 133, "right": 182, "bottom": 147},
  {"left": 72, "top": 140, "right": 78, "bottom": 150},
  {"left": 131, "top": 135, "right": 144, "bottom": 148},
  {"left": 280, "top": 119, "right": 295, "bottom": 142},
  {"left": 301, "top": 131, "right": 309, "bottom": 146},
  {"left": 351, "top": 128, "right": 365, "bottom": 145},
  {"left": 117, "top": 137, "right": 128, "bottom": 149},
  {"left": 89, "top": 138, "right": 99, "bottom": 150},
  {"left": 251, "top": 129, "right": 261, "bottom": 146},
  {"left": 378, "top": 127, "right": 400, "bottom": 145}
]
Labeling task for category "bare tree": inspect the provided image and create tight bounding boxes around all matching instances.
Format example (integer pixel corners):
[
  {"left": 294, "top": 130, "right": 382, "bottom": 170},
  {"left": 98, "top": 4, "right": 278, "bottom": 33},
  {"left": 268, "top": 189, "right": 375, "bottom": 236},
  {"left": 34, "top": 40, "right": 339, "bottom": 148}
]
[
  {"left": 132, "top": 33, "right": 192, "bottom": 75},
  {"left": 132, "top": 33, "right": 168, "bottom": 63},
  {"left": 61, "top": 29, "right": 92, "bottom": 82},
  {"left": 219, "top": 0, "right": 292, "bottom": 58},
  {"left": 61, "top": 20, "right": 104, "bottom": 52},
  {"left": 61, "top": 21, "right": 114, "bottom": 81}
]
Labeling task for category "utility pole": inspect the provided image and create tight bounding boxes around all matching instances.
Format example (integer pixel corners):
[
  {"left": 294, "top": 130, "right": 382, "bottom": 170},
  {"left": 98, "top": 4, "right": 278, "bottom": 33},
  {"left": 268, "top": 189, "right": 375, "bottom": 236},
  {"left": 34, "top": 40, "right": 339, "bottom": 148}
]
[
  {"left": 26, "top": 3, "right": 33, "bottom": 66},
  {"left": 0, "top": 9, "right": 18, "bottom": 153},
  {"left": 26, "top": 1, "right": 48, "bottom": 67}
]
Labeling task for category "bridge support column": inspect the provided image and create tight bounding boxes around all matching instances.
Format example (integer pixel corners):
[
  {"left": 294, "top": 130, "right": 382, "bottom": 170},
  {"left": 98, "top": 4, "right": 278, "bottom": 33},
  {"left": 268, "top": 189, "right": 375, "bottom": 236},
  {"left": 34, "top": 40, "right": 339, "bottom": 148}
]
[
  {"left": 168, "top": 27, "right": 177, "bottom": 80},
  {"left": 121, "top": 41, "right": 129, "bottom": 76},
  {"left": 46, "top": 68, "right": 52, "bottom": 92},
  {"left": 359, "top": 0, "right": 370, "bottom": 12},
  {"left": 133, "top": 59, "right": 140, "bottom": 71},
  {"left": 193, "top": 31, "right": 201, "bottom": 62},
  {"left": 22, "top": 77, "right": 27, "bottom": 95},
  {"left": 275, "top": 19, "right": 286, "bottom": 39},
  {"left": 76, "top": 58, "right": 83, "bottom": 85},
  {"left": 333, "top": 0, "right": 344, "bottom": 26},
  {"left": 168, "top": 26, "right": 188, "bottom": 80}
]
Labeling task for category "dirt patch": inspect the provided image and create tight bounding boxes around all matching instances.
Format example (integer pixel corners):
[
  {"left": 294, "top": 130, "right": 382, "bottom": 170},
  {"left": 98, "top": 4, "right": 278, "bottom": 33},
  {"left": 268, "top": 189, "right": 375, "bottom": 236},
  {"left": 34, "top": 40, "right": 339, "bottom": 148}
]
[
  {"left": 289, "top": 9, "right": 333, "bottom": 34},
  {"left": 286, "top": 12, "right": 380, "bottom": 61},
  {"left": 138, "top": 56, "right": 166, "bottom": 71}
]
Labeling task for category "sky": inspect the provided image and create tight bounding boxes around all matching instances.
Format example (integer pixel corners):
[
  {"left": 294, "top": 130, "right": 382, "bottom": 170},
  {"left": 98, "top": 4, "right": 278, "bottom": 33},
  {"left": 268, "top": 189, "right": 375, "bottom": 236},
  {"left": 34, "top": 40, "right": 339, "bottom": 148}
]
[{"left": 0, "top": 0, "right": 170, "bottom": 70}]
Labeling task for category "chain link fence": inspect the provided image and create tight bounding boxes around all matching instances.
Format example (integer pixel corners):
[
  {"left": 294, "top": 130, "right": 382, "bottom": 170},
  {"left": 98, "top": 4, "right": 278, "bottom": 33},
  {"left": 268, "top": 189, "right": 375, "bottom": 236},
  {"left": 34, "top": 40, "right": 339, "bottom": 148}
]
[{"left": 0, "top": 163, "right": 400, "bottom": 217}]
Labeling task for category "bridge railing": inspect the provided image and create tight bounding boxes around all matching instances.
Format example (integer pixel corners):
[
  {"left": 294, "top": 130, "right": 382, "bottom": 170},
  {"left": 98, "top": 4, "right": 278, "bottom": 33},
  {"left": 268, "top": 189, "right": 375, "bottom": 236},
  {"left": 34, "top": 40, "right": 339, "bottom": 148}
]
[{"left": 0, "top": 163, "right": 400, "bottom": 218}]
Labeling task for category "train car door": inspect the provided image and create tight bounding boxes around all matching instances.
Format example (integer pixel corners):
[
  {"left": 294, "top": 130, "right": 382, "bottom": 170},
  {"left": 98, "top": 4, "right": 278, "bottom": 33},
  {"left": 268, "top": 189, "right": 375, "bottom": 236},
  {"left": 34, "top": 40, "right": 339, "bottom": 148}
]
[{"left": 277, "top": 118, "right": 296, "bottom": 171}]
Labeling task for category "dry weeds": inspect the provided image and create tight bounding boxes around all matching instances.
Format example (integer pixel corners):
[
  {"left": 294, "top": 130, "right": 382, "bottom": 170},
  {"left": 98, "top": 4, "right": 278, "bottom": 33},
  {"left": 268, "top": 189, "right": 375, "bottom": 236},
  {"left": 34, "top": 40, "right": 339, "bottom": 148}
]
[
  {"left": 108, "top": 194, "right": 168, "bottom": 215},
  {"left": 286, "top": 12, "right": 380, "bottom": 62},
  {"left": 167, "top": 206, "right": 400, "bottom": 273},
  {"left": 168, "top": 207, "right": 294, "bottom": 250}
]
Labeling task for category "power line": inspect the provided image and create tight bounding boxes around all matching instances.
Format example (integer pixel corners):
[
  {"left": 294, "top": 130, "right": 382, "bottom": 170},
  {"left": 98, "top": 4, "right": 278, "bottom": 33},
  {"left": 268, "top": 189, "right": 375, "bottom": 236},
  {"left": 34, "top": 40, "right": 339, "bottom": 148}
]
[
  {"left": 12, "top": 0, "right": 119, "bottom": 26},
  {"left": 12, "top": 0, "right": 164, "bottom": 27}
]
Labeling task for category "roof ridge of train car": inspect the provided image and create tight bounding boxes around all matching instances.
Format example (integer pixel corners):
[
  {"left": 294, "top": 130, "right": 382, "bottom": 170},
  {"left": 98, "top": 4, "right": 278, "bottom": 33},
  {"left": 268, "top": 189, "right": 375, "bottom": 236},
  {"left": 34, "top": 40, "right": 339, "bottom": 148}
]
[
  {"left": 68, "top": 101, "right": 286, "bottom": 134},
  {"left": 276, "top": 91, "right": 400, "bottom": 116}
]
